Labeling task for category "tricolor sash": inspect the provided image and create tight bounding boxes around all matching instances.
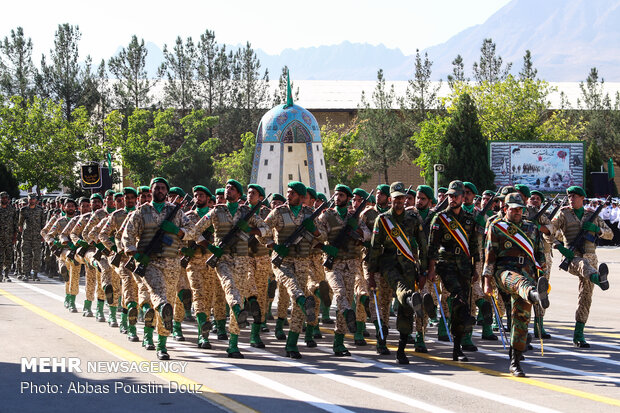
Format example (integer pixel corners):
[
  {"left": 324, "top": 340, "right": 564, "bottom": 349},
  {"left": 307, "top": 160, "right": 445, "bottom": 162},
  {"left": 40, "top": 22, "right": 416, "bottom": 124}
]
[
  {"left": 379, "top": 215, "right": 417, "bottom": 263},
  {"left": 438, "top": 213, "right": 471, "bottom": 257},
  {"left": 493, "top": 220, "right": 542, "bottom": 271}
]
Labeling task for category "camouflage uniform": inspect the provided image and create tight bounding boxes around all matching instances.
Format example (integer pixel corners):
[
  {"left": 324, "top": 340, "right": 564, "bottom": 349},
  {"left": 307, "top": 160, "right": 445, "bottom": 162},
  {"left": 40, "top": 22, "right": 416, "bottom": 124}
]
[
  {"left": 70, "top": 212, "right": 103, "bottom": 303},
  {"left": 248, "top": 204, "right": 273, "bottom": 340},
  {"left": 59, "top": 215, "right": 83, "bottom": 298},
  {"left": 0, "top": 199, "right": 17, "bottom": 278},
  {"left": 18, "top": 201, "right": 45, "bottom": 277}
]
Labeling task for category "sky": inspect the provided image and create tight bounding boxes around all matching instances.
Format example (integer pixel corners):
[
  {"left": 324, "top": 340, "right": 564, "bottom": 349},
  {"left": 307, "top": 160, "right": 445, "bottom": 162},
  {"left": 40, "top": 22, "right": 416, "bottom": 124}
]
[{"left": 1, "top": 0, "right": 512, "bottom": 61}]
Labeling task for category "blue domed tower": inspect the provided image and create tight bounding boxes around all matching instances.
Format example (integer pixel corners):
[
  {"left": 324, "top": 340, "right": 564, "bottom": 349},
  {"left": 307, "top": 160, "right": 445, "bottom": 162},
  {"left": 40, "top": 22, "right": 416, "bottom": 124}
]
[{"left": 250, "top": 73, "right": 330, "bottom": 196}]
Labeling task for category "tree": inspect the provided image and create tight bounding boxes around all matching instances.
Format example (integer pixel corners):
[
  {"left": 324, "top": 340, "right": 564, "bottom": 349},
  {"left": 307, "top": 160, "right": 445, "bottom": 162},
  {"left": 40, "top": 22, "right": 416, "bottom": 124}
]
[
  {"left": 519, "top": 50, "right": 537, "bottom": 80},
  {"left": 159, "top": 36, "right": 198, "bottom": 115},
  {"left": 0, "top": 163, "right": 20, "bottom": 198},
  {"left": 273, "top": 65, "right": 299, "bottom": 106},
  {"left": 447, "top": 54, "right": 466, "bottom": 89},
  {"left": 196, "top": 29, "right": 220, "bottom": 115},
  {"left": 0, "top": 27, "right": 36, "bottom": 100},
  {"left": 213, "top": 132, "right": 256, "bottom": 187},
  {"left": 108, "top": 35, "right": 154, "bottom": 113},
  {"left": 0, "top": 95, "right": 83, "bottom": 194},
  {"left": 357, "top": 69, "right": 406, "bottom": 183},
  {"left": 38, "top": 24, "right": 95, "bottom": 120},
  {"left": 321, "top": 124, "right": 369, "bottom": 189},
  {"left": 413, "top": 114, "right": 450, "bottom": 184},
  {"left": 472, "top": 38, "right": 512, "bottom": 84},
  {"left": 437, "top": 93, "right": 495, "bottom": 188},
  {"left": 585, "top": 139, "right": 604, "bottom": 196}
]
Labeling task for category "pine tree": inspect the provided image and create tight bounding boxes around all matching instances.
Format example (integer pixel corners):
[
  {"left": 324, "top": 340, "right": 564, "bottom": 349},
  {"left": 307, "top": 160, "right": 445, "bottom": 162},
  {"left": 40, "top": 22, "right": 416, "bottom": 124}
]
[
  {"left": 438, "top": 92, "right": 495, "bottom": 189},
  {"left": 159, "top": 36, "right": 198, "bottom": 116},
  {"left": 472, "top": 38, "right": 512, "bottom": 84},
  {"left": 273, "top": 66, "right": 299, "bottom": 106},
  {"left": 585, "top": 139, "right": 604, "bottom": 195},
  {"left": 0, "top": 27, "right": 36, "bottom": 100},
  {"left": 519, "top": 50, "right": 537, "bottom": 80},
  {"left": 447, "top": 54, "right": 466, "bottom": 89}
]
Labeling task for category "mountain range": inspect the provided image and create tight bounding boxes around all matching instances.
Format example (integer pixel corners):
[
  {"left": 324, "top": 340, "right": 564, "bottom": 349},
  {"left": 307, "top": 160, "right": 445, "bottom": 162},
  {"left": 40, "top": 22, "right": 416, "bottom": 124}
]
[{"left": 140, "top": 0, "right": 620, "bottom": 82}]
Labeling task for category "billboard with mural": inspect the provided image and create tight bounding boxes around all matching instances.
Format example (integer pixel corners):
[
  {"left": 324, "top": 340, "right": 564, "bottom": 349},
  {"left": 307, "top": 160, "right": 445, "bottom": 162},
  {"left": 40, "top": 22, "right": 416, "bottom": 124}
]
[{"left": 489, "top": 141, "right": 585, "bottom": 192}]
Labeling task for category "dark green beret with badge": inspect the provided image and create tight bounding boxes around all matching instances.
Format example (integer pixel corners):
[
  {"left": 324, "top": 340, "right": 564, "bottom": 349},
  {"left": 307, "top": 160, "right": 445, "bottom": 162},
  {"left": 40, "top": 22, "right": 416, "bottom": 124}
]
[
  {"left": 288, "top": 181, "right": 307, "bottom": 196},
  {"left": 138, "top": 186, "right": 150, "bottom": 193},
  {"left": 352, "top": 188, "right": 369, "bottom": 199},
  {"left": 193, "top": 185, "right": 212, "bottom": 197},
  {"left": 90, "top": 193, "right": 103, "bottom": 202},
  {"left": 215, "top": 188, "right": 225, "bottom": 196},
  {"left": 530, "top": 190, "right": 545, "bottom": 202},
  {"left": 114, "top": 192, "right": 123, "bottom": 199},
  {"left": 226, "top": 179, "right": 243, "bottom": 196},
  {"left": 416, "top": 185, "right": 433, "bottom": 200},
  {"left": 317, "top": 192, "right": 328, "bottom": 203},
  {"left": 123, "top": 187, "right": 138, "bottom": 196},
  {"left": 438, "top": 186, "right": 448, "bottom": 194},
  {"left": 376, "top": 184, "right": 390, "bottom": 196},
  {"left": 334, "top": 184, "right": 353, "bottom": 198},
  {"left": 306, "top": 187, "right": 317, "bottom": 200},
  {"left": 247, "top": 184, "right": 265, "bottom": 198},
  {"left": 105, "top": 189, "right": 115, "bottom": 197},
  {"left": 515, "top": 184, "right": 531, "bottom": 198},
  {"left": 463, "top": 182, "right": 478, "bottom": 195},
  {"left": 150, "top": 177, "right": 170, "bottom": 190},
  {"left": 272, "top": 193, "right": 287, "bottom": 203},
  {"left": 567, "top": 186, "right": 586, "bottom": 197},
  {"left": 169, "top": 186, "right": 186, "bottom": 197}
]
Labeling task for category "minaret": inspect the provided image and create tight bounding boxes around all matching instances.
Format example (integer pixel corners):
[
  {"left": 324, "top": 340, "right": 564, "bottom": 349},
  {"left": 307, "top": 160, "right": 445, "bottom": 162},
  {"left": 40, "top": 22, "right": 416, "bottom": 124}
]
[{"left": 250, "top": 72, "right": 330, "bottom": 196}]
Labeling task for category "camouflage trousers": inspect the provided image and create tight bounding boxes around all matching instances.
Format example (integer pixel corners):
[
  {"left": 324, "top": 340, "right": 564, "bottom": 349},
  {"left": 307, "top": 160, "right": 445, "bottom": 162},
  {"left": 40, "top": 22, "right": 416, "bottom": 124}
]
[
  {"left": 215, "top": 255, "right": 256, "bottom": 335},
  {"left": 539, "top": 251, "right": 552, "bottom": 316},
  {"left": 63, "top": 251, "right": 81, "bottom": 296},
  {"left": 84, "top": 250, "right": 104, "bottom": 301},
  {"left": 186, "top": 254, "right": 217, "bottom": 315},
  {"left": 142, "top": 257, "right": 181, "bottom": 336},
  {"left": 249, "top": 255, "right": 271, "bottom": 325},
  {"left": 212, "top": 279, "right": 227, "bottom": 321},
  {"left": 174, "top": 270, "right": 191, "bottom": 322},
  {"left": 325, "top": 258, "right": 359, "bottom": 335},
  {"left": 363, "top": 261, "right": 393, "bottom": 330},
  {"left": 21, "top": 235, "right": 42, "bottom": 274},
  {"left": 567, "top": 252, "right": 598, "bottom": 324},
  {"left": 354, "top": 261, "right": 369, "bottom": 323},
  {"left": 116, "top": 266, "right": 138, "bottom": 309},
  {"left": 495, "top": 270, "right": 535, "bottom": 352},
  {"left": 415, "top": 279, "right": 433, "bottom": 335},
  {"left": 306, "top": 254, "right": 326, "bottom": 327},
  {"left": 0, "top": 236, "right": 13, "bottom": 273},
  {"left": 99, "top": 256, "right": 121, "bottom": 304},
  {"left": 276, "top": 281, "right": 291, "bottom": 319},
  {"left": 272, "top": 256, "right": 312, "bottom": 334}
]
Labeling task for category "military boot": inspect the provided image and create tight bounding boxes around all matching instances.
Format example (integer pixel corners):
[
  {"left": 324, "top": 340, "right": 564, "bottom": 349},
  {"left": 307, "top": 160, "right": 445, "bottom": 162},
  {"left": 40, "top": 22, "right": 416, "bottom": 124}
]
[
  {"left": 482, "top": 323, "right": 498, "bottom": 340},
  {"left": 275, "top": 318, "right": 287, "bottom": 340},
  {"left": 172, "top": 321, "right": 185, "bottom": 341},
  {"left": 250, "top": 322, "right": 265, "bottom": 348},
  {"left": 374, "top": 320, "right": 390, "bottom": 355},
  {"left": 437, "top": 317, "right": 450, "bottom": 341},
  {"left": 528, "top": 277, "right": 550, "bottom": 309},
  {"left": 68, "top": 295, "right": 78, "bottom": 313},
  {"left": 127, "top": 302, "right": 138, "bottom": 327},
  {"left": 261, "top": 321, "right": 269, "bottom": 333},
  {"left": 406, "top": 292, "right": 424, "bottom": 319},
  {"left": 354, "top": 321, "right": 367, "bottom": 346},
  {"left": 509, "top": 347, "right": 525, "bottom": 377},
  {"left": 573, "top": 322, "right": 590, "bottom": 348},
  {"left": 108, "top": 306, "right": 118, "bottom": 328},
  {"left": 321, "top": 301, "right": 334, "bottom": 324},
  {"left": 216, "top": 319, "right": 228, "bottom": 340},
  {"left": 227, "top": 334, "right": 244, "bottom": 359},
  {"left": 180, "top": 289, "right": 195, "bottom": 322},
  {"left": 247, "top": 297, "right": 262, "bottom": 324},
  {"left": 82, "top": 300, "right": 93, "bottom": 317},
  {"left": 119, "top": 310, "right": 128, "bottom": 334},
  {"left": 196, "top": 312, "right": 211, "bottom": 349},
  {"left": 104, "top": 284, "right": 114, "bottom": 305},
  {"left": 285, "top": 331, "right": 302, "bottom": 359},
  {"left": 127, "top": 324, "right": 139, "bottom": 342},
  {"left": 590, "top": 263, "right": 609, "bottom": 291},
  {"left": 231, "top": 304, "right": 248, "bottom": 326},
  {"left": 304, "top": 324, "right": 317, "bottom": 348},
  {"left": 414, "top": 332, "right": 427, "bottom": 353},
  {"left": 95, "top": 299, "right": 106, "bottom": 322},
  {"left": 396, "top": 334, "right": 409, "bottom": 365},
  {"left": 156, "top": 335, "right": 170, "bottom": 360},
  {"left": 534, "top": 316, "right": 551, "bottom": 339},
  {"left": 64, "top": 294, "right": 70, "bottom": 308},
  {"left": 333, "top": 333, "right": 351, "bottom": 357},
  {"left": 313, "top": 323, "right": 323, "bottom": 339},
  {"left": 142, "top": 327, "right": 155, "bottom": 350},
  {"left": 461, "top": 332, "right": 478, "bottom": 351},
  {"left": 158, "top": 303, "right": 173, "bottom": 332},
  {"left": 343, "top": 308, "right": 357, "bottom": 334},
  {"left": 452, "top": 335, "right": 468, "bottom": 362}
]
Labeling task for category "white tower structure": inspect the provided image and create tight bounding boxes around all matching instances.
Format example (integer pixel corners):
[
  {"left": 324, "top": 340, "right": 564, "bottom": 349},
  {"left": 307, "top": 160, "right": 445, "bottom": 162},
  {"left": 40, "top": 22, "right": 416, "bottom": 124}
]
[{"left": 250, "top": 74, "right": 330, "bottom": 196}]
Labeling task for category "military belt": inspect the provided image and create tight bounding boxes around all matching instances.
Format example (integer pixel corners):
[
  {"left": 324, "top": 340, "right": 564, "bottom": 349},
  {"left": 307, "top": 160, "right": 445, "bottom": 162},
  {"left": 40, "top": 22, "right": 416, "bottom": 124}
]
[{"left": 496, "top": 256, "right": 526, "bottom": 265}]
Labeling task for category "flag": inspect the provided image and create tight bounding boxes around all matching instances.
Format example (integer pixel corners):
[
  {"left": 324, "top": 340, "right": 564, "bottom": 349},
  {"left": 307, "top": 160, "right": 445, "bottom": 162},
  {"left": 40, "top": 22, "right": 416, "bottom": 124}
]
[
  {"left": 106, "top": 152, "right": 113, "bottom": 173},
  {"left": 608, "top": 158, "right": 615, "bottom": 180}
]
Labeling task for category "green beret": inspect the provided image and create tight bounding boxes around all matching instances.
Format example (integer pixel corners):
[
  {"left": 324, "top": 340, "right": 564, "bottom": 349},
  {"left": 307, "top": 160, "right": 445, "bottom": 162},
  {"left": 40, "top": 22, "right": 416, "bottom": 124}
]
[
  {"left": 226, "top": 179, "right": 243, "bottom": 196},
  {"left": 247, "top": 184, "right": 265, "bottom": 198},
  {"left": 138, "top": 186, "right": 150, "bottom": 193},
  {"left": 169, "top": 186, "right": 186, "bottom": 197},
  {"left": 123, "top": 187, "right": 138, "bottom": 196},
  {"left": 416, "top": 185, "right": 434, "bottom": 200},
  {"left": 317, "top": 192, "right": 328, "bottom": 203},
  {"left": 567, "top": 186, "right": 586, "bottom": 197},
  {"left": 369, "top": 195, "right": 376, "bottom": 204},
  {"left": 288, "top": 181, "right": 307, "bottom": 196},
  {"left": 90, "top": 193, "right": 103, "bottom": 202},
  {"left": 438, "top": 187, "right": 448, "bottom": 194},
  {"left": 104, "top": 189, "right": 115, "bottom": 197},
  {"left": 64, "top": 198, "right": 77, "bottom": 206},
  {"left": 215, "top": 188, "right": 225, "bottom": 196},
  {"left": 210, "top": 195, "right": 216, "bottom": 202},
  {"left": 334, "top": 184, "right": 353, "bottom": 198},
  {"left": 78, "top": 196, "right": 89, "bottom": 204},
  {"left": 482, "top": 190, "right": 495, "bottom": 197},
  {"left": 514, "top": 184, "right": 531, "bottom": 199},
  {"left": 306, "top": 187, "right": 317, "bottom": 200},
  {"left": 193, "top": 185, "right": 212, "bottom": 197},
  {"left": 150, "top": 177, "right": 170, "bottom": 189},
  {"left": 530, "top": 190, "right": 545, "bottom": 202},
  {"left": 272, "top": 193, "right": 287, "bottom": 203},
  {"left": 376, "top": 184, "right": 390, "bottom": 196},
  {"left": 352, "top": 188, "right": 369, "bottom": 199},
  {"left": 114, "top": 192, "right": 123, "bottom": 199},
  {"left": 463, "top": 182, "right": 478, "bottom": 195}
]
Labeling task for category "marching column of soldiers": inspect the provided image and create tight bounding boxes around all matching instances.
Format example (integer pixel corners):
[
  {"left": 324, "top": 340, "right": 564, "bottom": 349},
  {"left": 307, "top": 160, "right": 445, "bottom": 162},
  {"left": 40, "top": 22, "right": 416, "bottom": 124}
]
[{"left": 0, "top": 176, "right": 614, "bottom": 377}]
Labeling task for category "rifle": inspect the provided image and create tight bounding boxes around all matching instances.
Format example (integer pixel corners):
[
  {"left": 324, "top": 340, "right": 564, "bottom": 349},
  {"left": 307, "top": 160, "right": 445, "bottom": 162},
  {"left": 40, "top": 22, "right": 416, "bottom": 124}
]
[
  {"left": 558, "top": 195, "right": 611, "bottom": 271},
  {"left": 206, "top": 193, "right": 271, "bottom": 268},
  {"left": 473, "top": 190, "right": 500, "bottom": 234},
  {"left": 422, "top": 196, "right": 449, "bottom": 235},
  {"left": 547, "top": 195, "right": 567, "bottom": 220},
  {"left": 126, "top": 196, "right": 184, "bottom": 277},
  {"left": 531, "top": 194, "right": 558, "bottom": 223},
  {"left": 110, "top": 251, "right": 124, "bottom": 267},
  {"left": 180, "top": 225, "right": 214, "bottom": 268},
  {"left": 323, "top": 189, "right": 375, "bottom": 270},
  {"left": 271, "top": 193, "right": 336, "bottom": 269}
]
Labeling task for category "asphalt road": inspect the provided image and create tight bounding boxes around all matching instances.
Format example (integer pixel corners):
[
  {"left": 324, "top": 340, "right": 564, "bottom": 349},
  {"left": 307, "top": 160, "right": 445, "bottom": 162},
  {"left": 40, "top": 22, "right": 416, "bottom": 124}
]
[{"left": 1, "top": 248, "right": 619, "bottom": 413}]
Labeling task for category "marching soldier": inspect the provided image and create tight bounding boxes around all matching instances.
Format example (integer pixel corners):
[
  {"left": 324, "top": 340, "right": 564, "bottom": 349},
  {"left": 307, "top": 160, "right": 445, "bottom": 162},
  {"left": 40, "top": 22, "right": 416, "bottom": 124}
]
[
  {"left": 428, "top": 180, "right": 479, "bottom": 362},
  {"left": 1, "top": 191, "right": 17, "bottom": 282},
  {"left": 549, "top": 186, "right": 613, "bottom": 348},
  {"left": 18, "top": 193, "right": 45, "bottom": 281},
  {"left": 482, "top": 193, "right": 549, "bottom": 377},
  {"left": 60, "top": 198, "right": 90, "bottom": 314},
  {"left": 368, "top": 182, "right": 427, "bottom": 365},
  {"left": 122, "top": 177, "right": 191, "bottom": 360},
  {"left": 270, "top": 193, "right": 291, "bottom": 341},
  {"left": 351, "top": 188, "right": 372, "bottom": 347}
]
